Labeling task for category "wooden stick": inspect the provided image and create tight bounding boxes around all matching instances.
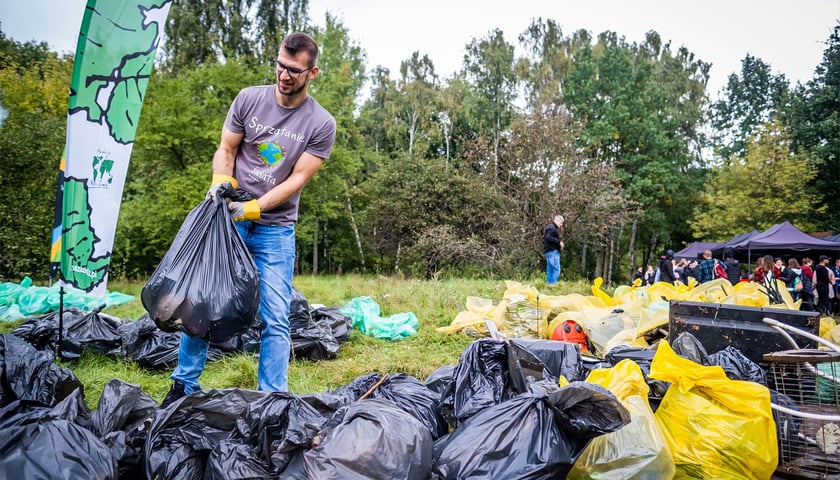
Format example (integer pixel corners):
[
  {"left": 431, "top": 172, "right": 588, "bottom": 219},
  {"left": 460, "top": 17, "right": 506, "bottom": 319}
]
[{"left": 359, "top": 374, "right": 388, "bottom": 400}]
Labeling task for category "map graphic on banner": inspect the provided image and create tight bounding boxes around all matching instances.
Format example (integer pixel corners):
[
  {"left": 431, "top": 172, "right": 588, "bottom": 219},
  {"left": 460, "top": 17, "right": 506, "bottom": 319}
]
[{"left": 55, "top": 0, "right": 172, "bottom": 294}]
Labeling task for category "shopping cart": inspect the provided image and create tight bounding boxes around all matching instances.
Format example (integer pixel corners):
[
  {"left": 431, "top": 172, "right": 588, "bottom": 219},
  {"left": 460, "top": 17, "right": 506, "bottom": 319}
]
[{"left": 763, "top": 317, "right": 840, "bottom": 479}]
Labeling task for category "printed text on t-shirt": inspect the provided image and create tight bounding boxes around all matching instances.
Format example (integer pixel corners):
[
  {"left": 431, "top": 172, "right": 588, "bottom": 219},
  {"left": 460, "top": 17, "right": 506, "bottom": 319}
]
[{"left": 249, "top": 116, "right": 305, "bottom": 142}]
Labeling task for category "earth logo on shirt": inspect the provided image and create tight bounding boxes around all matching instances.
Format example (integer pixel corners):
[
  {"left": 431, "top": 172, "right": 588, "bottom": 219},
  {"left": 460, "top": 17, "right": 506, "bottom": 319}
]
[{"left": 258, "top": 141, "right": 285, "bottom": 166}]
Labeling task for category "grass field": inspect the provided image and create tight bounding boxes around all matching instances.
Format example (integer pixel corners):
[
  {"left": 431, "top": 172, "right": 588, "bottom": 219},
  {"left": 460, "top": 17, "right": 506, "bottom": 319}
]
[{"left": 2, "top": 274, "right": 594, "bottom": 409}]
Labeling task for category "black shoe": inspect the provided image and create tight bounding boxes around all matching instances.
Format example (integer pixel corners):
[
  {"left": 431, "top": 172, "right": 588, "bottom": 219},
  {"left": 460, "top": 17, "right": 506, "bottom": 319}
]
[{"left": 160, "top": 380, "right": 187, "bottom": 408}]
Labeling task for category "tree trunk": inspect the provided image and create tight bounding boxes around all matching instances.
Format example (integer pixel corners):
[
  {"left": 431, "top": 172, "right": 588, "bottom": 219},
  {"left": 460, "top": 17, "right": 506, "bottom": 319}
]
[
  {"left": 628, "top": 218, "right": 638, "bottom": 274},
  {"left": 594, "top": 246, "right": 603, "bottom": 280},
  {"left": 312, "top": 216, "right": 318, "bottom": 275},
  {"left": 395, "top": 240, "right": 402, "bottom": 273},
  {"left": 345, "top": 192, "right": 366, "bottom": 273},
  {"left": 581, "top": 242, "right": 588, "bottom": 281}
]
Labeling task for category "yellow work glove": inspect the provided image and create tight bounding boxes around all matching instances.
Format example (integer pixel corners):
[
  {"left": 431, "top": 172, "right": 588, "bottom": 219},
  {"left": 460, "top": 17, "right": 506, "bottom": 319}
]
[
  {"left": 228, "top": 199, "right": 260, "bottom": 222},
  {"left": 207, "top": 173, "right": 238, "bottom": 201}
]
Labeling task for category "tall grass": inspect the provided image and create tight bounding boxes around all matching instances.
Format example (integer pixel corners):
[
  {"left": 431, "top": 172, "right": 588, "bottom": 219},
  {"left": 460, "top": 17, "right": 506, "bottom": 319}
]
[{"left": 6, "top": 274, "right": 592, "bottom": 409}]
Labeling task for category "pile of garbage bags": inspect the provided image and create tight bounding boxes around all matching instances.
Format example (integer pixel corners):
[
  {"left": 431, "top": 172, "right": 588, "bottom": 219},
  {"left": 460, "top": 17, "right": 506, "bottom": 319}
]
[
  {"left": 8, "top": 287, "right": 353, "bottom": 366},
  {"left": 0, "top": 320, "right": 785, "bottom": 479},
  {"left": 441, "top": 278, "right": 806, "bottom": 358}
]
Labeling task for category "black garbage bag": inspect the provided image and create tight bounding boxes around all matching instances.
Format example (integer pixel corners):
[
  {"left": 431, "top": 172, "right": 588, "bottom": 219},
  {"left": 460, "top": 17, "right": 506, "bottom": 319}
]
[
  {"left": 0, "top": 334, "right": 83, "bottom": 407},
  {"left": 512, "top": 338, "right": 585, "bottom": 381},
  {"left": 229, "top": 392, "right": 328, "bottom": 475},
  {"left": 304, "top": 398, "right": 433, "bottom": 480},
  {"left": 11, "top": 309, "right": 82, "bottom": 353},
  {"left": 771, "top": 390, "right": 804, "bottom": 464},
  {"left": 289, "top": 287, "right": 312, "bottom": 331},
  {"left": 89, "top": 379, "right": 158, "bottom": 479},
  {"left": 141, "top": 193, "right": 260, "bottom": 343},
  {"left": 0, "top": 390, "right": 115, "bottom": 480},
  {"left": 370, "top": 373, "right": 449, "bottom": 440},
  {"left": 670, "top": 331, "right": 711, "bottom": 365},
  {"left": 145, "top": 388, "right": 268, "bottom": 479},
  {"left": 63, "top": 307, "right": 124, "bottom": 359},
  {"left": 709, "top": 345, "right": 767, "bottom": 384},
  {"left": 118, "top": 314, "right": 181, "bottom": 369},
  {"left": 439, "top": 339, "right": 555, "bottom": 428},
  {"left": 12, "top": 307, "right": 123, "bottom": 361},
  {"left": 431, "top": 382, "right": 631, "bottom": 480},
  {"left": 424, "top": 365, "right": 455, "bottom": 395}
]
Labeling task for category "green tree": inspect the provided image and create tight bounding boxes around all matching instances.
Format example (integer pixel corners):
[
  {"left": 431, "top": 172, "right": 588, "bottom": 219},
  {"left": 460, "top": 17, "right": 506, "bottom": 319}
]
[
  {"left": 690, "top": 121, "right": 822, "bottom": 239},
  {"left": 0, "top": 50, "right": 72, "bottom": 280},
  {"left": 161, "top": 0, "right": 256, "bottom": 73},
  {"left": 254, "top": 0, "right": 311, "bottom": 61},
  {"left": 562, "top": 30, "right": 709, "bottom": 274},
  {"left": 788, "top": 24, "right": 840, "bottom": 232},
  {"left": 462, "top": 29, "right": 518, "bottom": 183},
  {"left": 710, "top": 54, "right": 791, "bottom": 160}
]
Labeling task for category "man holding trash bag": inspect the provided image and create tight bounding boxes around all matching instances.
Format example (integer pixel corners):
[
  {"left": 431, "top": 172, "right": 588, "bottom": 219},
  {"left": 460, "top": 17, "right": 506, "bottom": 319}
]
[{"left": 162, "top": 32, "right": 336, "bottom": 406}]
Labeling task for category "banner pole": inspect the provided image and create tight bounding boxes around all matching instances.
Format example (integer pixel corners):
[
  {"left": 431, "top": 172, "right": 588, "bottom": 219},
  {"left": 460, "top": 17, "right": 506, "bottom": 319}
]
[{"left": 58, "top": 286, "right": 64, "bottom": 360}]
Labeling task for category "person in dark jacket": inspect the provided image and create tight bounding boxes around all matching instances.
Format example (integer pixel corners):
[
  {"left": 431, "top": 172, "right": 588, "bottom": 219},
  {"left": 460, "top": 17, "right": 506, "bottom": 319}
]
[
  {"left": 659, "top": 249, "right": 676, "bottom": 284},
  {"left": 723, "top": 250, "right": 741, "bottom": 285},
  {"left": 542, "top": 215, "right": 565, "bottom": 286}
]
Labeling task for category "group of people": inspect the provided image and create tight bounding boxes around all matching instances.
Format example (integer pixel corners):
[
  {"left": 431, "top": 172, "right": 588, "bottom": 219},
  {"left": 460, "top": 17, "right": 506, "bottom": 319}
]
[
  {"left": 754, "top": 254, "right": 840, "bottom": 314},
  {"left": 641, "top": 247, "right": 840, "bottom": 316},
  {"left": 640, "top": 249, "right": 742, "bottom": 287}
]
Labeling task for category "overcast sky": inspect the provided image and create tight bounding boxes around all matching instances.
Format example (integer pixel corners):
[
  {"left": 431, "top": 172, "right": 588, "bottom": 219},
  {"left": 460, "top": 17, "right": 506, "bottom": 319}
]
[{"left": 1, "top": 0, "right": 837, "bottom": 97}]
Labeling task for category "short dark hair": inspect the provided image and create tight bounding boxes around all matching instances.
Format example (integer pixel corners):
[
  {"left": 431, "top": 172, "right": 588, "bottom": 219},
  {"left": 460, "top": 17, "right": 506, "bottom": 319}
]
[{"left": 281, "top": 32, "right": 319, "bottom": 67}]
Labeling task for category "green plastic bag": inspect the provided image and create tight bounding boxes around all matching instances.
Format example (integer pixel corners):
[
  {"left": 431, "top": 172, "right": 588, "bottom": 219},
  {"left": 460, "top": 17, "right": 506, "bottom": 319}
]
[{"left": 340, "top": 296, "right": 418, "bottom": 340}]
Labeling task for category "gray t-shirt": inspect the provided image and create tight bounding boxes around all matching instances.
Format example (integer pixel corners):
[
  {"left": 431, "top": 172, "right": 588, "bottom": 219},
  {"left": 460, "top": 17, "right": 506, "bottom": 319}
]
[{"left": 225, "top": 85, "right": 336, "bottom": 225}]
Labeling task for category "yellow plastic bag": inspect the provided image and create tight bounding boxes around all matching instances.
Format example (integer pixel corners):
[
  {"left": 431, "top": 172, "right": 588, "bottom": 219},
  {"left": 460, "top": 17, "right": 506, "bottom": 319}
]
[
  {"left": 569, "top": 360, "right": 675, "bottom": 479},
  {"left": 649, "top": 341, "right": 777, "bottom": 479}
]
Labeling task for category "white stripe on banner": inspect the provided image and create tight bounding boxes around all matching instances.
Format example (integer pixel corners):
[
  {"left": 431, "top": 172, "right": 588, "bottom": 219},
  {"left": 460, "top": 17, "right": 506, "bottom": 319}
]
[{"left": 60, "top": 0, "right": 171, "bottom": 295}]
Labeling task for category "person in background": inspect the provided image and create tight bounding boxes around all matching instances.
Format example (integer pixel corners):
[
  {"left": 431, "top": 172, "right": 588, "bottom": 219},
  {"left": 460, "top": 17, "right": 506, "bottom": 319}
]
[
  {"left": 644, "top": 264, "right": 656, "bottom": 286},
  {"left": 632, "top": 266, "right": 644, "bottom": 285},
  {"left": 801, "top": 257, "right": 816, "bottom": 311},
  {"left": 814, "top": 255, "right": 833, "bottom": 315},
  {"left": 542, "top": 215, "right": 565, "bottom": 286},
  {"left": 161, "top": 32, "right": 337, "bottom": 407},
  {"left": 658, "top": 249, "right": 676, "bottom": 284},
  {"left": 832, "top": 258, "right": 840, "bottom": 314},
  {"left": 697, "top": 250, "right": 716, "bottom": 283},
  {"left": 781, "top": 257, "right": 803, "bottom": 302},
  {"left": 724, "top": 250, "right": 741, "bottom": 284}
]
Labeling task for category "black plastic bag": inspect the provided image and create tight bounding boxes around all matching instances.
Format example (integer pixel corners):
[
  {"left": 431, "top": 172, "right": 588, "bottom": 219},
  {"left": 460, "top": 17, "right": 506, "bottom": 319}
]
[
  {"left": 512, "top": 338, "right": 585, "bottom": 381},
  {"left": 370, "top": 373, "right": 449, "bottom": 440},
  {"left": 118, "top": 314, "right": 181, "bottom": 369},
  {"left": 303, "top": 398, "right": 433, "bottom": 480},
  {"left": 89, "top": 379, "right": 158, "bottom": 479},
  {"left": 439, "top": 339, "right": 555, "bottom": 428},
  {"left": 141, "top": 195, "right": 260, "bottom": 343},
  {"left": 145, "top": 388, "right": 268, "bottom": 479},
  {"left": 431, "top": 383, "right": 630, "bottom": 480},
  {"left": 0, "top": 334, "right": 83, "bottom": 407},
  {"left": 0, "top": 389, "right": 115, "bottom": 480},
  {"left": 709, "top": 345, "right": 767, "bottom": 384}
]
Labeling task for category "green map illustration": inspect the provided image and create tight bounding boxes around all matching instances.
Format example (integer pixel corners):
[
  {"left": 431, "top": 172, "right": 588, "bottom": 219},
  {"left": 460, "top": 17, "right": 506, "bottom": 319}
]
[
  {"left": 92, "top": 155, "right": 114, "bottom": 183},
  {"left": 61, "top": 177, "right": 110, "bottom": 291},
  {"left": 68, "top": 0, "right": 172, "bottom": 144}
]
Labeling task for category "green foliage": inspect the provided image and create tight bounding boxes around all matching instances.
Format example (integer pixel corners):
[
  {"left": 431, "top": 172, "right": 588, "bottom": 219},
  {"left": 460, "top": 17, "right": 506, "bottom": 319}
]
[
  {"left": 710, "top": 54, "right": 791, "bottom": 160},
  {"left": 690, "top": 121, "right": 822, "bottom": 239},
  {"left": 788, "top": 24, "right": 840, "bottom": 232},
  {"left": 0, "top": 48, "right": 72, "bottom": 281}
]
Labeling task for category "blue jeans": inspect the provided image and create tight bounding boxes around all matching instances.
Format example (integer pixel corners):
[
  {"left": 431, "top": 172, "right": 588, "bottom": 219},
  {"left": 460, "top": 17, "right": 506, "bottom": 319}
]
[
  {"left": 546, "top": 249, "right": 561, "bottom": 284},
  {"left": 172, "top": 222, "right": 296, "bottom": 393}
]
